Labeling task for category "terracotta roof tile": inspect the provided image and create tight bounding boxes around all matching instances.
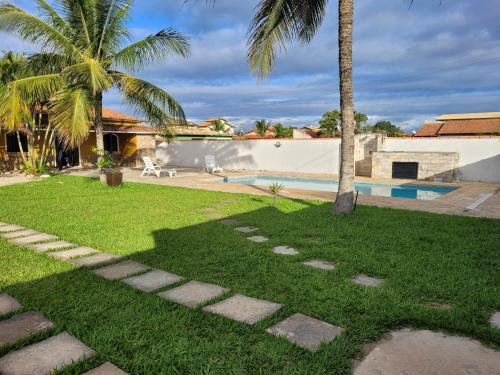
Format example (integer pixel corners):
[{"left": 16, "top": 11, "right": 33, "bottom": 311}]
[
  {"left": 102, "top": 108, "right": 143, "bottom": 123},
  {"left": 437, "top": 118, "right": 500, "bottom": 135},
  {"left": 102, "top": 124, "right": 157, "bottom": 134},
  {"left": 414, "top": 122, "right": 443, "bottom": 137}
]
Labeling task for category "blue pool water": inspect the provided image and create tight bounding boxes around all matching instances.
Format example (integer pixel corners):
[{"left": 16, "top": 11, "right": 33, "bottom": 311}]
[{"left": 220, "top": 176, "right": 457, "bottom": 200}]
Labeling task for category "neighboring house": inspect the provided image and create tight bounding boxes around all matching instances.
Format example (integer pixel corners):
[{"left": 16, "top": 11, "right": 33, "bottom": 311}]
[
  {"left": 415, "top": 112, "right": 500, "bottom": 137},
  {"left": 0, "top": 108, "right": 157, "bottom": 170},
  {"left": 243, "top": 127, "right": 277, "bottom": 139},
  {"left": 166, "top": 120, "right": 233, "bottom": 140},
  {"left": 293, "top": 127, "right": 321, "bottom": 139},
  {"left": 198, "top": 118, "right": 236, "bottom": 135}
]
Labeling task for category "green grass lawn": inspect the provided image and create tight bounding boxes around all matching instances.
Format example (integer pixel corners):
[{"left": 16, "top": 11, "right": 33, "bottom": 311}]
[{"left": 0, "top": 176, "right": 499, "bottom": 374}]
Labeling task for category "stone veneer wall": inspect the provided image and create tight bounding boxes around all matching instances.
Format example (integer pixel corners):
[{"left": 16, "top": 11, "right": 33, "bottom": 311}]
[
  {"left": 135, "top": 134, "right": 156, "bottom": 167},
  {"left": 371, "top": 151, "right": 459, "bottom": 181}
]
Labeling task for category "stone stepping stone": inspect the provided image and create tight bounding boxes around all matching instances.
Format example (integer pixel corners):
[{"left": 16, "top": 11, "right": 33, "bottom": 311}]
[
  {"left": 220, "top": 219, "right": 239, "bottom": 226},
  {"left": 0, "top": 230, "right": 40, "bottom": 239},
  {"left": 206, "top": 212, "right": 223, "bottom": 218},
  {"left": 83, "top": 362, "right": 128, "bottom": 375},
  {"left": 266, "top": 313, "right": 344, "bottom": 351},
  {"left": 353, "top": 274, "right": 384, "bottom": 287},
  {"left": 29, "top": 241, "right": 75, "bottom": 253},
  {"left": 71, "top": 253, "right": 124, "bottom": 267},
  {"left": 353, "top": 329, "right": 500, "bottom": 375},
  {"left": 93, "top": 260, "right": 149, "bottom": 280},
  {"left": 0, "top": 311, "right": 54, "bottom": 348},
  {"left": 425, "top": 301, "right": 452, "bottom": 310},
  {"left": 272, "top": 246, "right": 299, "bottom": 256},
  {"left": 123, "top": 270, "right": 184, "bottom": 292},
  {"left": 0, "top": 331, "right": 95, "bottom": 375},
  {"left": 0, "top": 294, "right": 22, "bottom": 315},
  {"left": 10, "top": 233, "right": 58, "bottom": 246},
  {"left": 50, "top": 247, "right": 99, "bottom": 261},
  {"left": 0, "top": 225, "right": 25, "bottom": 233},
  {"left": 203, "top": 294, "right": 282, "bottom": 325},
  {"left": 489, "top": 311, "right": 500, "bottom": 329},
  {"left": 0, "top": 222, "right": 7, "bottom": 226},
  {"left": 158, "top": 280, "right": 228, "bottom": 309},
  {"left": 247, "top": 235, "right": 268, "bottom": 243},
  {"left": 235, "top": 226, "right": 258, "bottom": 233},
  {"left": 303, "top": 260, "right": 335, "bottom": 270}
]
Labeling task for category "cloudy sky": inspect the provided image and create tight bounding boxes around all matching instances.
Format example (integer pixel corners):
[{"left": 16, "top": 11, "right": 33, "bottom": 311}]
[{"left": 4, "top": 0, "right": 500, "bottom": 131}]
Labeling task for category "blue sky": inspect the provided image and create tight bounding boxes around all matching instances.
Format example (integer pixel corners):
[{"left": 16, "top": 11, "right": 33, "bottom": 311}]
[{"left": 4, "top": 0, "right": 500, "bottom": 131}]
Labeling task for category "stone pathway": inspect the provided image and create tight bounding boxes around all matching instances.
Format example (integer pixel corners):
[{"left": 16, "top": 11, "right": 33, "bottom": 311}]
[
  {"left": 247, "top": 235, "right": 268, "bottom": 243},
  {"left": 29, "top": 240, "right": 75, "bottom": 253},
  {"left": 0, "top": 332, "right": 95, "bottom": 375},
  {"left": 50, "top": 247, "right": 99, "bottom": 261},
  {"left": 273, "top": 246, "right": 299, "bottom": 256},
  {"left": 93, "top": 260, "right": 149, "bottom": 281},
  {"left": 267, "top": 313, "right": 344, "bottom": 351},
  {"left": 203, "top": 294, "right": 283, "bottom": 325},
  {"left": 123, "top": 270, "right": 184, "bottom": 292},
  {"left": 354, "top": 329, "right": 500, "bottom": 375},
  {"left": 235, "top": 226, "right": 258, "bottom": 233},
  {"left": 0, "top": 230, "right": 40, "bottom": 239},
  {"left": 303, "top": 260, "right": 335, "bottom": 270},
  {"left": 353, "top": 274, "right": 384, "bottom": 287},
  {"left": 0, "top": 311, "right": 54, "bottom": 348},
  {"left": 158, "top": 280, "right": 229, "bottom": 308},
  {"left": 71, "top": 253, "right": 124, "bottom": 267},
  {"left": 83, "top": 362, "right": 128, "bottom": 375},
  {"left": 0, "top": 294, "right": 22, "bottom": 315},
  {"left": 10, "top": 233, "right": 58, "bottom": 246},
  {"left": 0, "top": 293, "right": 127, "bottom": 375}
]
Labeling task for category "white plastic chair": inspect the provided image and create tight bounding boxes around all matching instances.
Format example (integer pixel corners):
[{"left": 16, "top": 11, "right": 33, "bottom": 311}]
[
  {"left": 141, "top": 157, "right": 177, "bottom": 178},
  {"left": 205, "top": 155, "right": 223, "bottom": 174}
]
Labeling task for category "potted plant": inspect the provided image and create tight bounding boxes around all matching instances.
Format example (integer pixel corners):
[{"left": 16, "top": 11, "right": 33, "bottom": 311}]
[{"left": 93, "top": 148, "right": 122, "bottom": 186}]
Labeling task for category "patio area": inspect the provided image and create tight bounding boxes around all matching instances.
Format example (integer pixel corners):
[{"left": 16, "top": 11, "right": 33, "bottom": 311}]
[{"left": 60, "top": 167, "right": 500, "bottom": 219}]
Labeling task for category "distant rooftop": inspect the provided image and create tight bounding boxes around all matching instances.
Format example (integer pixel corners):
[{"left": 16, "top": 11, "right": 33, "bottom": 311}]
[
  {"left": 436, "top": 112, "right": 500, "bottom": 121},
  {"left": 415, "top": 112, "right": 500, "bottom": 136}
]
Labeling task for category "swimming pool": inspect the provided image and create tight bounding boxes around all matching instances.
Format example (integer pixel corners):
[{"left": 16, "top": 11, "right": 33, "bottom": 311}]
[{"left": 219, "top": 176, "right": 457, "bottom": 200}]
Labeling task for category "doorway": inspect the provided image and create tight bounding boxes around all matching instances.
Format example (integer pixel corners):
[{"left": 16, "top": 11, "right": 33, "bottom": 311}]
[{"left": 55, "top": 137, "right": 80, "bottom": 169}]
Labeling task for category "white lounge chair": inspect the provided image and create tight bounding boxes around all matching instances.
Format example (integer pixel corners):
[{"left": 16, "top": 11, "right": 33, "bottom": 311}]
[
  {"left": 141, "top": 157, "right": 177, "bottom": 178},
  {"left": 205, "top": 155, "right": 223, "bottom": 174}
]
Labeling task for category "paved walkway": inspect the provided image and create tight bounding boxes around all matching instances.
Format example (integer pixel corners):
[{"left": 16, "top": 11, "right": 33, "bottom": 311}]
[
  {"left": 1, "top": 219, "right": 499, "bottom": 373},
  {"left": 64, "top": 168, "right": 500, "bottom": 219}
]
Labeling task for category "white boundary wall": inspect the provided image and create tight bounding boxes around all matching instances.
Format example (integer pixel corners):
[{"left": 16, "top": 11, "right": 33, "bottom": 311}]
[
  {"left": 156, "top": 137, "right": 500, "bottom": 183},
  {"left": 382, "top": 137, "right": 500, "bottom": 183},
  {"left": 157, "top": 139, "right": 341, "bottom": 174}
]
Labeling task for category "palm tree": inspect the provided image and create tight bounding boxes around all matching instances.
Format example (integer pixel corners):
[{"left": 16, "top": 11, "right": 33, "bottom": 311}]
[
  {"left": 255, "top": 119, "right": 271, "bottom": 137},
  {"left": 212, "top": 119, "right": 228, "bottom": 133},
  {"left": 248, "top": 0, "right": 356, "bottom": 215},
  {"left": 0, "top": 0, "right": 189, "bottom": 160}
]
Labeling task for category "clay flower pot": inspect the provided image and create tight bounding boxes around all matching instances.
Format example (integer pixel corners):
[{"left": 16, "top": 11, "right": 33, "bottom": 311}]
[{"left": 100, "top": 168, "right": 123, "bottom": 186}]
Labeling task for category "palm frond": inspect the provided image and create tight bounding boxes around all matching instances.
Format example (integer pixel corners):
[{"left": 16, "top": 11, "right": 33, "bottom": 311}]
[
  {"left": 95, "top": 0, "right": 131, "bottom": 57},
  {"left": 110, "top": 28, "right": 190, "bottom": 70},
  {"left": 50, "top": 87, "right": 94, "bottom": 147},
  {"left": 0, "top": 3, "right": 79, "bottom": 57},
  {"left": 0, "top": 81, "right": 30, "bottom": 130},
  {"left": 36, "top": 0, "right": 71, "bottom": 35},
  {"left": 113, "top": 72, "right": 185, "bottom": 128},
  {"left": 247, "top": 0, "right": 327, "bottom": 78},
  {"left": 63, "top": 59, "right": 113, "bottom": 94},
  {"left": 110, "top": 28, "right": 190, "bottom": 71},
  {"left": 96, "top": 0, "right": 131, "bottom": 58},
  {"left": 27, "top": 52, "right": 74, "bottom": 75}
]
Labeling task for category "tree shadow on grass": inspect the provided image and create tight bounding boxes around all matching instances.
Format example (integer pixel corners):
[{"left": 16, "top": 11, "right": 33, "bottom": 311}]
[{"left": 1, "top": 200, "right": 499, "bottom": 374}]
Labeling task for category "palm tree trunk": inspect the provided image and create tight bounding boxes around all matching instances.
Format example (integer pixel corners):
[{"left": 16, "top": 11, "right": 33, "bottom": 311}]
[
  {"left": 94, "top": 92, "right": 104, "bottom": 160},
  {"left": 333, "top": 0, "right": 355, "bottom": 215}
]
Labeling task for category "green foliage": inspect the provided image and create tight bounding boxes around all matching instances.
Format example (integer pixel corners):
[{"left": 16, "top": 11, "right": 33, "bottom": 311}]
[
  {"left": 273, "top": 123, "right": 293, "bottom": 138},
  {"left": 22, "top": 158, "right": 50, "bottom": 176},
  {"left": 255, "top": 119, "right": 271, "bottom": 137},
  {"left": 319, "top": 109, "right": 341, "bottom": 136},
  {"left": 362, "top": 120, "right": 405, "bottom": 136},
  {"left": 319, "top": 109, "right": 369, "bottom": 136},
  {"left": 0, "top": 0, "right": 190, "bottom": 148},
  {"left": 92, "top": 147, "right": 116, "bottom": 170},
  {"left": 268, "top": 181, "right": 284, "bottom": 206},
  {"left": 212, "top": 119, "right": 228, "bottom": 133}
]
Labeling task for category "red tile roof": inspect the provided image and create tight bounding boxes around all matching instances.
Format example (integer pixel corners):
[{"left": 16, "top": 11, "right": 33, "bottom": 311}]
[
  {"left": 198, "top": 118, "right": 235, "bottom": 128},
  {"left": 102, "top": 124, "right": 157, "bottom": 134},
  {"left": 414, "top": 122, "right": 443, "bottom": 137},
  {"left": 415, "top": 115, "right": 500, "bottom": 136},
  {"left": 438, "top": 118, "right": 500, "bottom": 135},
  {"left": 102, "top": 108, "right": 143, "bottom": 123},
  {"left": 243, "top": 128, "right": 277, "bottom": 139}
]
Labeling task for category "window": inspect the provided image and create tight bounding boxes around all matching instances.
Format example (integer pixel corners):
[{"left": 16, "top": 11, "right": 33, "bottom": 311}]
[
  {"left": 6, "top": 132, "right": 28, "bottom": 153},
  {"left": 104, "top": 133, "right": 119, "bottom": 153}
]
